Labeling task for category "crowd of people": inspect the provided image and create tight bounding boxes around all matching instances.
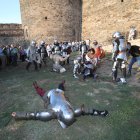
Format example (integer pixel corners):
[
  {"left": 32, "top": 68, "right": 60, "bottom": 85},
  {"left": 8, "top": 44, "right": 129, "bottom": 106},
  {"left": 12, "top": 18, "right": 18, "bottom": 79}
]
[
  {"left": 0, "top": 39, "right": 105, "bottom": 79},
  {"left": 0, "top": 44, "right": 26, "bottom": 68},
  {"left": 0, "top": 41, "right": 80, "bottom": 70},
  {"left": 0, "top": 28, "right": 140, "bottom": 84}
]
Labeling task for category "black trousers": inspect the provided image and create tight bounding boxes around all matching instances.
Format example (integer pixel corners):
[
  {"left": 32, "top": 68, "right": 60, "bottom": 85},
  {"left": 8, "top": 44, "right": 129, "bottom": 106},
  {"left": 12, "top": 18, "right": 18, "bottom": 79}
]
[{"left": 26, "top": 60, "right": 38, "bottom": 70}]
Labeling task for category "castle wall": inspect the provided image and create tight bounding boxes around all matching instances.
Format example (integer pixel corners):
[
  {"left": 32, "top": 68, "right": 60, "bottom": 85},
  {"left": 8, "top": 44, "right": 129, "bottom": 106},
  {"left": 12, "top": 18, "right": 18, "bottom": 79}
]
[
  {"left": 20, "top": 0, "right": 82, "bottom": 43},
  {"left": 0, "top": 24, "right": 24, "bottom": 45},
  {"left": 82, "top": 0, "right": 140, "bottom": 44},
  {"left": 19, "top": 0, "right": 140, "bottom": 44}
]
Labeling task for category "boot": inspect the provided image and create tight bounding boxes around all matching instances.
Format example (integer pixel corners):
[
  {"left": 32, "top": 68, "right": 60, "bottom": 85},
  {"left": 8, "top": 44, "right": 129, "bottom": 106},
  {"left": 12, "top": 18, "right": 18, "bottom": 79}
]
[
  {"left": 12, "top": 112, "right": 36, "bottom": 120},
  {"left": 33, "top": 61, "right": 38, "bottom": 71},
  {"left": 26, "top": 62, "right": 31, "bottom": 71}
]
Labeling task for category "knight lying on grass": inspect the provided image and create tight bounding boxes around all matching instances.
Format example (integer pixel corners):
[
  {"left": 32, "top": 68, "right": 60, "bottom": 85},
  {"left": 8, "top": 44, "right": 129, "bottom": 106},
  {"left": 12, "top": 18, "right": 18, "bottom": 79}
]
[{"left": 11, "top": 81, "right": 108, "bottom": 128}]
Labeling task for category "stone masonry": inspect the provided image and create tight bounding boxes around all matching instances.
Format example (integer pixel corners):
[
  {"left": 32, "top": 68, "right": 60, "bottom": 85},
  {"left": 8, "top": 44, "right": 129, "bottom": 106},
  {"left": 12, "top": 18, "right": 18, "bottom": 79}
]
[
  {"left": 19, "top": 0, "right": 140, "bottom": 44},
  {"left": 20, "top": 0, "right": 82, "bottom": 43},
  {"left": 0, "top": 24, "right": 24, "bottom": 45},
  {"left": 82, "top": 0, "right": 140, "bottom": 44}
]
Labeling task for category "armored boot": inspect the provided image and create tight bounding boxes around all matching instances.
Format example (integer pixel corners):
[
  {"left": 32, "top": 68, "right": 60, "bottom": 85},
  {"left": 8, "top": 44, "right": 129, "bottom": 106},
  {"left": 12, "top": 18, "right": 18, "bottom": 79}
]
[
  {"left": 74, "top": 105, "right": 108, "bottom": 117},
  {"left": 33, "top": 61, "right": 38, "bottom": 71},
  {"left": 26, "top": 62, "right": 31, "bottom": 71},
  {"left": 83, "top": 107, "right": 108, "bottom": 117},
  {"left": 39, "top": 63, "right": 42, "bottom": 69},
  {"left": 112, "top": 70, "right": 117, "bottom": 82},
  {"left": 12, "top": 112, "right": 36, "bottom": 120},
  {"left": 92, "top": 109, "right": 109, "bottom": 117}
]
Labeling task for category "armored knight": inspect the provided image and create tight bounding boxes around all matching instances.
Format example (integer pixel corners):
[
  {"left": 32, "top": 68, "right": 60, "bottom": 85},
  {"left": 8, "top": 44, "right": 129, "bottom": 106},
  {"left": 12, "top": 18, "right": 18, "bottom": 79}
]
[
  {"left": 73, "top": 56, "right": 82, "bottom": 79},
  {"left": 11, "top": 81, "right": 108, "bottom": 128},
  {"left": 112, "top": 32, "right": 127, "bottom": 83},
  {"left": 52, "top": 40, "right": 61, "bottom": 54},
  {"left": 26, "top": 40, "right": 38, "bottom": 71},
  {"left": 46, "top": 44, "right": 52, "bottom": 57},
  {"left": 61, "top": 42, "right": 68, "bottom": 57},
  {"left": 80, "top": 41, "right": 89, "bottom": 62},
  {"left": 38, "top": 41, "right": 47, "bottom": 66}
]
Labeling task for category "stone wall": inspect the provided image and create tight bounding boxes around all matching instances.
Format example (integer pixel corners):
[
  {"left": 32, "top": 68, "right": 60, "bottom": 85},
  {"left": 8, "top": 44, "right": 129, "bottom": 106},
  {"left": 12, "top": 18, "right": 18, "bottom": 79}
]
[
  {"left": 19, "top": 0, "right": 140, "bottom": 44},
  {"left": 82, "top": 0, "right": 140, "bottom": 44},
  {"left": 20, "top": 0, "right": 82, "bottom": 43},
  {"left": 0, "top": 24, "right": 24, "bottom": 45}
]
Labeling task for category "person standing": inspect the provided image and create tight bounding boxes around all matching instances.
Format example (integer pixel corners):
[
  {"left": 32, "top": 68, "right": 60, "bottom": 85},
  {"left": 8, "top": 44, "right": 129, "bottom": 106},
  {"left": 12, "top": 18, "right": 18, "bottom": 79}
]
[
  {"left": 127, "top": 42, "right": 140, "bottom": 75},
  {"left": 10, "top": 44, "right": 18, "bottom": 66},
  {"left": 80, "top": 41, "right": 88, "bottom": 62},
  {"left": 19, "top": 46, "right": 26, "bottom": 62},
  {"left": 39, "top": 41, "right": 47, "bottom": 66},
  {"left": 128, "top": 26, "right": 136, "bottom": 40},
  {"left": 112, "top": 32, "right": 127, "bottom": 84},
  {"left": 26, "top": 41, "right": 38, "bottom": 71}
]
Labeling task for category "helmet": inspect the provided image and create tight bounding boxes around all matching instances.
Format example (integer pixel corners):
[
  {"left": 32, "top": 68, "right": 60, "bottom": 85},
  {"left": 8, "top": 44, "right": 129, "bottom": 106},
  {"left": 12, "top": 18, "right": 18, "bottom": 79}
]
[
  {"left": 77, "top": 56, "right": 82, "bottom": 63},
  {"left": 30, "top": 40, "right": 36, "bottom": 46},
  {"left": 93, "top": 40, "right": 98, "bottom": 45},
  {"left": 40, "top": 41, "right": 45, "bottom": 45},
  {"left": 54, "top": 40, "right": 58, "bottom": 43},
  {"left": 82, "top": 41, "right": 86, "bottom": 45},
  {"left": 113, "top": 32, "right": 121, "bottom": 38}
]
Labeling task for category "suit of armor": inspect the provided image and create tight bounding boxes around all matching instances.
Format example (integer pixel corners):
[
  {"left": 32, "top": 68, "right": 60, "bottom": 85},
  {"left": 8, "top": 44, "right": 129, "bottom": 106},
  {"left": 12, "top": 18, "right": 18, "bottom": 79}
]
[
  {"left": 80, "top": 41, "right": 88, "bottom": 62},
  {"left": 39, "top": 42, "right": 47, "bottom": 66},
  {"left": 112, "top": 33, "right": 127, "bottom": 83},
  {"left": 12, "top": 82, "right": 108, "bottom": 128},
  {"left": 26, "top": 41, "right": 38, "bottom": 71},
  {"left": 73, "top": 57, "right": 82, "bottom": 78}
]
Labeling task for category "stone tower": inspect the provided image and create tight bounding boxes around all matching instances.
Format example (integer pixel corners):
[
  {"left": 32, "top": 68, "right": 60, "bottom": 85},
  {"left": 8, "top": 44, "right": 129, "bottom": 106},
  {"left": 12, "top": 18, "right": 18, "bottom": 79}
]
[
  {"left": 19, "top": 0, "right": 82, "bottom": 43},
  {"left": 20, "top": 0, "right": 140, "bottom": 44}
]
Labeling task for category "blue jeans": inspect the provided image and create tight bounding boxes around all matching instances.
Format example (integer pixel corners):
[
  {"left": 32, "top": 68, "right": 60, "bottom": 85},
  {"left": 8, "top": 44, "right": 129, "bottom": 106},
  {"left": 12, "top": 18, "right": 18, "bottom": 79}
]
[{"left": 128, "top": 56, "right": 140, "bottom": 72}]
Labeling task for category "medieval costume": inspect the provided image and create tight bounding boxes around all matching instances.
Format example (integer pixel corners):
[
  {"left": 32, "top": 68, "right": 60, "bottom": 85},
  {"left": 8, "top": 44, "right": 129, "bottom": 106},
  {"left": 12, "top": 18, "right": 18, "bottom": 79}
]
[
  {"left": 26, "top": 41, "right": 38, "bottom": 71},
  {"left": 112, "top": 32, "right": 127, "bottom": 83},
  {"left": 73, "top": 56, "right": 82, "bottom": 79},
  {"left": 12, "top": 81, "right": 108, "bottom": 128}
]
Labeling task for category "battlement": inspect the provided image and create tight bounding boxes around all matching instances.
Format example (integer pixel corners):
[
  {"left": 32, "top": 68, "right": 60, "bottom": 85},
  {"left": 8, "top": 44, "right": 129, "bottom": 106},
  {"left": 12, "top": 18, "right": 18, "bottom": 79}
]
[
  {"left": 0, "top": 24, "right": 24, "bottom": 37},
  {"left": 0, "top": 24, "right": 24, "bottom": 45}
]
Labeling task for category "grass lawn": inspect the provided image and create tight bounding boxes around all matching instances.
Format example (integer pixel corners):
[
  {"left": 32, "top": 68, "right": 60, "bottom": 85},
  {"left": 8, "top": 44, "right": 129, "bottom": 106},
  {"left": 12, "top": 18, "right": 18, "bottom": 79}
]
[{"left": 0, "top": 53, "right": 140, "bottom": 140}]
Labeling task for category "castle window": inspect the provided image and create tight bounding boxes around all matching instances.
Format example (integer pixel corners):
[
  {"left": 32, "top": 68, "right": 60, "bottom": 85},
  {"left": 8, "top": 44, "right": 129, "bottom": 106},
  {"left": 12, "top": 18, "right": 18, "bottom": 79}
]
[
  {"left": 121, "top": 0, "right": 124, "bottom": 2},
  {"left": 45, "top": 16, "right": 48, "bottom": 20}
]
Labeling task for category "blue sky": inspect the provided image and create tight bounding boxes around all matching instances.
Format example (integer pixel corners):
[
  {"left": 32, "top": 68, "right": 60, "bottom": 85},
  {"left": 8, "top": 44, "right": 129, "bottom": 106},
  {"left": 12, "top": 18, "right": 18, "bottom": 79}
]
[{"left": 0, "top": 0, "right": 21, "bottom": 23}]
